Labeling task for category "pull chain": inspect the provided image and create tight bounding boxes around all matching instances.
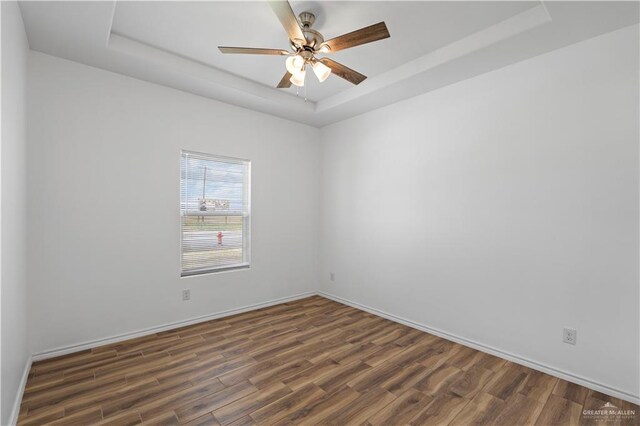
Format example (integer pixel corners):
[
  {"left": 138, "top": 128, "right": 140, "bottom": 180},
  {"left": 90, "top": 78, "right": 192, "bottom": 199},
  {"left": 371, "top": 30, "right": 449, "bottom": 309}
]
[{"left": 303, "top": 63, "right": 307, "bottom": 102}]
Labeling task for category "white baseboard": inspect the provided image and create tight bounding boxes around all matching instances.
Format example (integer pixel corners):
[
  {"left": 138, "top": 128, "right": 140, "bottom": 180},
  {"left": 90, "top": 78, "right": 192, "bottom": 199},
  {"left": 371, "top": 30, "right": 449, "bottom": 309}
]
[
  {"left": 319, "top": 291, "right": 640, "bottom": 406},
  {"left": 9, "top": 357, "right": 32, "bottom": 426},
  {"left": 32, "top": 291, "right": 316, "bottom": 362}
]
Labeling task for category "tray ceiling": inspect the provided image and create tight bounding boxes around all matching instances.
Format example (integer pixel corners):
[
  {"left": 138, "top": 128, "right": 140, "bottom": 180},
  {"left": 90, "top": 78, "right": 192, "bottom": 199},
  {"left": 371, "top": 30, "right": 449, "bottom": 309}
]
[
  {"left": 18, "top": 1, "right": 640, "bottom": 127},
  {"left": 111, "top": 1, "right": 537, "bottom": 102}
]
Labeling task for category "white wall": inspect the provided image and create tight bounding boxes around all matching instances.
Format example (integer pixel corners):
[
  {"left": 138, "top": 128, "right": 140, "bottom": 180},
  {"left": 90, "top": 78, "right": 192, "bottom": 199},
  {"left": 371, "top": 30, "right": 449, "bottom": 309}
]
[
  {"left": 27, "top": 51, "right": 320, "bottom": 355},
  {"left": 320, "top": 24, "right": 639, "bottom": 400},
  {"left": 1, "top": 1, "right": 30, "bottom": 424}
]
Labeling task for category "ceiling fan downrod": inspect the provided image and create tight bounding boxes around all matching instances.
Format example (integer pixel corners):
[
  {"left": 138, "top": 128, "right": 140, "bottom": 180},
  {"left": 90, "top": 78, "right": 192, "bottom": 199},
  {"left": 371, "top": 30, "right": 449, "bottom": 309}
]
[{"left": 296, "top": 12, "right": 325, "bottom": 51}]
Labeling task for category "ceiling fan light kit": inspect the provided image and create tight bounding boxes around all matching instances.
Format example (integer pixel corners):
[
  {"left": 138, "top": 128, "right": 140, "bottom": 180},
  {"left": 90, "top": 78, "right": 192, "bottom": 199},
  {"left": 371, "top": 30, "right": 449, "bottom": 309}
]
[
  {"left": 312, "top": 61, "right": 331, "bottom": 83},
  {"left": 218, "top": 0, "right": 390, "bottom": 89},
  {"left": 289, "top": 67, "right": 306, "bottom": 87},
  {"left": 285, "top": 55, "right": 305, "bottom": 74}
]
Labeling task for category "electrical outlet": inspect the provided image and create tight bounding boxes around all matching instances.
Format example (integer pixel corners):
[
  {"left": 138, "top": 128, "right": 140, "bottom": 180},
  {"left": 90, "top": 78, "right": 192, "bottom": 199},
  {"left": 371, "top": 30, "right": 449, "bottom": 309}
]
[
  {"left": 563, "top": 327, "right": 576, "bottom": 345},
  {"left": 330, "top": 273, "right": 335, "bottom": 282},
  {"left": 182, "top": 289, "right": 191, "bottom": 301}
]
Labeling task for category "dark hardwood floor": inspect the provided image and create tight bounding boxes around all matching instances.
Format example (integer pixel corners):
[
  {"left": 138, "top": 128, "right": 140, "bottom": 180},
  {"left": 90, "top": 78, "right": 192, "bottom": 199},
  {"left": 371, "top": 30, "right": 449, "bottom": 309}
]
[{"left": 18, "top": 296, "right": 639, "bottom": 425}]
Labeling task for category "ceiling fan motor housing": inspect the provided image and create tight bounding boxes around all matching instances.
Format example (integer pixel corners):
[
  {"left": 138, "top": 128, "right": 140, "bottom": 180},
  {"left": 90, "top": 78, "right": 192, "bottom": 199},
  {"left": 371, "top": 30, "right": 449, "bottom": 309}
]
[{"left": 297, "top": 12, "right": 324, "bottom": 50}]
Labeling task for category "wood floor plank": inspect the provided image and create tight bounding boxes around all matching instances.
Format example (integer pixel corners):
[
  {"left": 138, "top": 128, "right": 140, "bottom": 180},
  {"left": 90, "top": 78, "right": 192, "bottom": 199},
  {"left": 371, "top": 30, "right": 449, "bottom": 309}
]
[
  {"left": 124, "top": 354, "right": 201, "bottom": 384},
  {"left": 101, "top": 378, "right": 195, "bottom": 418},
  {"left": 473, "top": 351, "right": 508, "bottom": 372},
  {"left": 189, "top": 357, "right": 257, "bottom": 386},
  {"left": 17, "top": 296, "right": 639, "bottom": 426},
  {"left": 226, "top": 416, "right": 255, "bottom": 426},
  {"left": 519, "top": 370, "right": 558, "bottom": 403},
  {"left": 217, "top": 358, "right": 284, "bottom": 387},
  {"left": 94, "top": 410, "right": 142, "bottom": 426},
  {"left": 174, "top": 381, "right": 257, "bottom": 423},
  {"left": 330, "top": 342, "right": 382, "bottom": 365},
  {"left": 367, "top": 388, "right": 432, "bottom": 425},
  {"left": 99, "top": 336, "right": 181, "bottom": 356},
  {"left": 314, "top": 361, "right": 371, "bottom": 394},
  {"left": 24, "top": 374, "right": 128, "bottom": 412},
  {"left": 273, "top": 339, "right": 341, "bottom": 364},
  {"left": 268, "top": 385, "right": 360, "bottom": 425},
  {"left": 249, "top": 383, "right": 325, "bottom": 425},
  {"left": 139, "top": 411, "right": 180, "bottom": 425},
  {"left": 388, "top": 341, "right": 435, "bottom": 368},
  {"left": 212, "top": 382, "right": 292, "bottom": 426},
  {"left": 64, "top": 378, "right": 160, "bottom": 415},
  {"left": 322, "top": 387, "right": 396, "bottom": 425},
  {"left": 293, "top": 323, "right": 343, "bottom": 343},
  {"left": 448, "top": 345, "right": 484, "bottom": 370},
  {"left": 197, "top": 335, "right": 250, "bottom": 353},
  {"left": 95, "top": 352, "right": 171, "bottom": 379},
  {"left": 24, "top": 372, "right": 66, "bottom": 394},
  {"left": 246, "top": 338, "right": 301, "bottom": 362},
  {"left": 381, "top": 362, "right": 431, "bottom": 396},
  {"left": 409, "top": 393, "right": 470, "bottom": 426},
  {"left": 135, "top": 378, "right": 229, "bottom": 422},
  {"left": 32, "top": 349, "right": 94, "bottom": 367},
  {"left": 449, "top": 365, "right": 495, "bottom": 399},
  {"left": 553, "top": 378, "right": 590, "bottom": 405},
  {"left": 247, "top": 325, "right": 298, "bottom": 343},
  {"left": 182, "top": 413, "right": 220, "bottom": 426},
  {"left": 23, "top": 370, "right": 95, "bottom": 400},
  {"left": 248, "top": 359, "right": 313, "bottom": 388},
  {"left": 449, "top": 392, "right": 507, "bottom": 426},
  {"left": 413, "top": 364, "right": 464, "bottom": 396},
  {"left": 282, "top": 358, "right": 342, "bottom": 390},
  {"left": 418, "top": 340, "right": 459, "bottom": 372},
  {"left": 363, "top": 342, "right": 408, "bottom": 367},
  {"left": 394, "top": 328, "right": 435, "bottom": 347},
  {"left": 536, "top": 394, "right": 583, "bottom": 425},
  {"left": 484, "top": 362, "right": 530, "bottom": 401},
  {"left": 48, "top": 407, "right": 103, "bottom": 425},
  {"left": 64, "top": 352, "right": 147, "bottom": 377},
  {"left": 18, "top": 406, "right": 65, "bottom": 426},
  {"left": 492, "top": 393, "right": 545, "bottom": 425},
  {"left": 371, "top": 328, "right": 410, "bottom": 346},
  {"left": 347, "top": 323, "right": 399, "bottom": 345},
  {"left": 33, "top": 350, "right": 118, "bottom": 374},
  {"left": 347, "top": 361, "right": 405, "bottom": 393},
  {"left": 93, "top": 334, "right": 160, "bottom": 353}
]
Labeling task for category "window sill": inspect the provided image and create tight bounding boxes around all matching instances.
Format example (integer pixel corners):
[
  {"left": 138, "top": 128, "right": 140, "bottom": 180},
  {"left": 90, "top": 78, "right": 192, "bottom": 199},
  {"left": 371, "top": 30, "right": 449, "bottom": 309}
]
[{"left": 181, "top": 264, "right": 250, "bottom": 277}]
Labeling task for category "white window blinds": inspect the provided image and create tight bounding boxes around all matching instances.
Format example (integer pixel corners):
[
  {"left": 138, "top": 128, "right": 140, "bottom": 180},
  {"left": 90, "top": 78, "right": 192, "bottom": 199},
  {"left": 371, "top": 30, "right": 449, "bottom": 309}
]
[{"left": 180, "top": 151, "right": 251, "bottom": 276}]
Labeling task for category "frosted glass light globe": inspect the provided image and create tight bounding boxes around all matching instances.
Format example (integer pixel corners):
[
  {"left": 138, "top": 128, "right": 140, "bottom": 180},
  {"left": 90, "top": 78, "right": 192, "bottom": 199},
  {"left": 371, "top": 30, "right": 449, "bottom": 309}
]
[
  {"left": 312, "top": 61, "right": 331, "bottom": 82},
  {"left": 289, "top": 68, "right": 306, "bottom": 87},
  {"left": 285, "top": 55, "right": 305, "bottom": 74}
]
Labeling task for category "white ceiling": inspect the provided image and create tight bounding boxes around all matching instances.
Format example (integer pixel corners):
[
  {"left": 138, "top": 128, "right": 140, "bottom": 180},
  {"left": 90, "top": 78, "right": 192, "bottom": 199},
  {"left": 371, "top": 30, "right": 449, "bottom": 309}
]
[{"left": 18, "top": 1, "right": 640, "bottom": 127}]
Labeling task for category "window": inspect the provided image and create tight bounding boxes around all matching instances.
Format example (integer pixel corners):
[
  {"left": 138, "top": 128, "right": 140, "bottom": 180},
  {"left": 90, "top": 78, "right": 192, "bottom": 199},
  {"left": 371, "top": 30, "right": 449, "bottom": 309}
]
[{"left": 180, "top": 151, "right": 250, "bottom": 276}]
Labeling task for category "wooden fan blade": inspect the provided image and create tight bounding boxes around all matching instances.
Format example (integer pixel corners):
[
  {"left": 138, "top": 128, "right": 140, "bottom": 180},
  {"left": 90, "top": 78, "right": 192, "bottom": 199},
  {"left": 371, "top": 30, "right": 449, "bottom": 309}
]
[
  {"left": 218, "top": 47, "right": 289, "bottom": 55},
  {"left": 319, "top": 58, "right": 366, "bottom": 85},
  {"left": 267, "top": 1, "right": 306, "bottom": 46},
  {"left": 277, "top": 71, "right": 293, "bottom": 88},
  {"left": 321, "top": 22, "right": 390, "bottom": 53}
]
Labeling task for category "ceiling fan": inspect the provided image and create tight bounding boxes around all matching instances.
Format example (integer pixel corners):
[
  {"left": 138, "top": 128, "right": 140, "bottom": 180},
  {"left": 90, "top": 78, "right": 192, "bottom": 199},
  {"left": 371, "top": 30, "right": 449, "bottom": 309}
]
[{"left": 218, "top": 0, "right": 390, "bottom": 88}]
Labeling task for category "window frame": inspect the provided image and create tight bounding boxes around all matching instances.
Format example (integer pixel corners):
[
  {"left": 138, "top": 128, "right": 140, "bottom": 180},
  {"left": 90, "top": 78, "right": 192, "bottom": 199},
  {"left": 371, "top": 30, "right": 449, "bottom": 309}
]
[{"left": 180, "top": 150, "right": 251, "bottom": 277}]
